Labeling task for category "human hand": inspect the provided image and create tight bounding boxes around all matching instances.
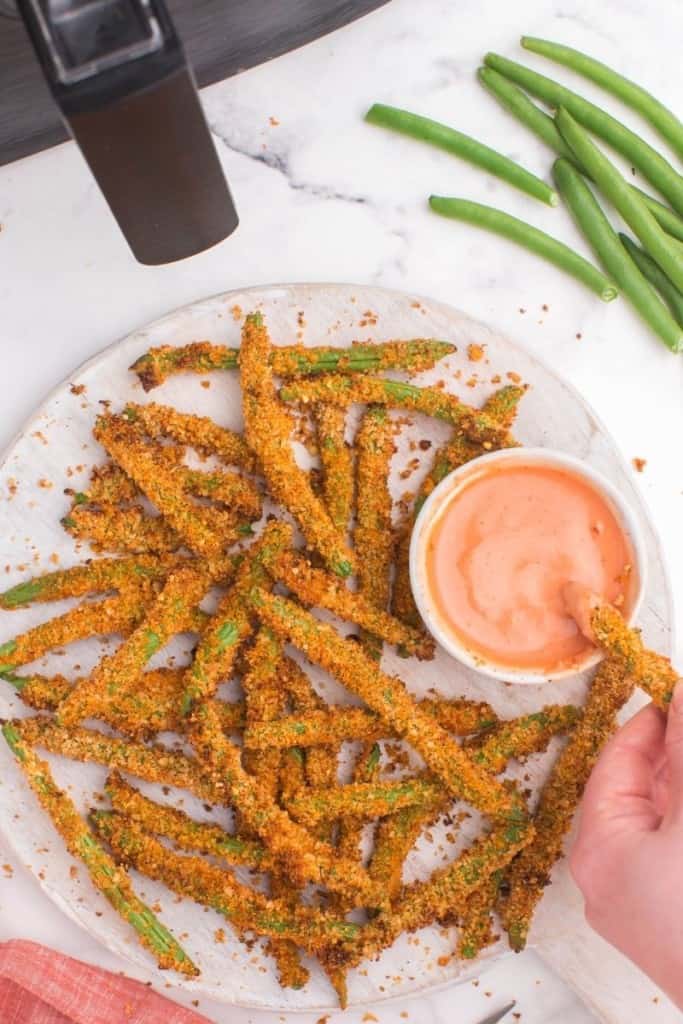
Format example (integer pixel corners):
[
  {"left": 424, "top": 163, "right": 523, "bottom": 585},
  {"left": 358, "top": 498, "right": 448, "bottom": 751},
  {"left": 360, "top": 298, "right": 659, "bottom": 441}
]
[{"left": 570, "top": 684, "right": 683, "bottom": 1008}]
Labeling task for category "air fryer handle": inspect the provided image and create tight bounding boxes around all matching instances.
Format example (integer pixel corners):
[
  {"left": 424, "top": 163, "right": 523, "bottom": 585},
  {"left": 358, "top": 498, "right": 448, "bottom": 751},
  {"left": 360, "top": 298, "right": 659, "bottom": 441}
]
[{"left": 16, "top": 0, "right": 238, "bottom": 265}]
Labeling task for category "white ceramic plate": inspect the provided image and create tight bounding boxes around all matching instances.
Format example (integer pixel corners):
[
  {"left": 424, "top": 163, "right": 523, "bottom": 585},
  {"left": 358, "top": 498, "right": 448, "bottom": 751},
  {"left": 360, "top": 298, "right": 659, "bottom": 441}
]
[{"left": 0, "top": 284, "right": 672, "bottom": 1015}]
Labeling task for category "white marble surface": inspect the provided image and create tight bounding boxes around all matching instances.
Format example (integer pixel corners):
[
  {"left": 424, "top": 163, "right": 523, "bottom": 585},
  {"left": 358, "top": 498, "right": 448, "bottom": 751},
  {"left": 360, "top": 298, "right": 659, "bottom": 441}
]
[{"left": 0, "top": 0, "right": 682, "bottom": 1021}]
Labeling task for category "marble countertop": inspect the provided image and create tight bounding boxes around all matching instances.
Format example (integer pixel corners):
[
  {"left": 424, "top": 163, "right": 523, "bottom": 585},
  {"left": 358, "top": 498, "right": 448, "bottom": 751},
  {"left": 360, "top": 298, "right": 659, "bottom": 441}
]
[{"left": 0, "top": 0, "right": 682, "bottom": 1021}]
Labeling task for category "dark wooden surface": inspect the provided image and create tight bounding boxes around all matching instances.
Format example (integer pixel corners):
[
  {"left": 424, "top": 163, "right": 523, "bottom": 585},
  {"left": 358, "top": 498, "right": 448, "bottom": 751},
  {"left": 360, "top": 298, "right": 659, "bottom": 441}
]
[{"left": 0, "top": 0, "right": 389, "bottom": 166}]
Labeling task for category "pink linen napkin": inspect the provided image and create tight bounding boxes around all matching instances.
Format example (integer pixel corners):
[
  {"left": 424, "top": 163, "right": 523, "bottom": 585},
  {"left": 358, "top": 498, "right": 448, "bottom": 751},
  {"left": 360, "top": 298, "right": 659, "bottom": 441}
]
[{"left": 0, "top": 940, "right": 211, "bottom": 1024}]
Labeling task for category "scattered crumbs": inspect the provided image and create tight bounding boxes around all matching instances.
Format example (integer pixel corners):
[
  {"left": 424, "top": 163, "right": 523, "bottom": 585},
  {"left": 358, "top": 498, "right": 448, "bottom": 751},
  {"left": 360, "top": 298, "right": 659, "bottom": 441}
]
[
  {"left": 576, "top": 332, "right": 582, "bottom": 340},
  {"left": 49, "top": 553, "right": 59, "bottom": 565},
  {"left": 652, "top": 996, "right": 660, "bottom": 1004},
  {"left": 513, "top": 1014, "right": 522, "bottom": 1020},
  {"left": 453, "top": 368, "right": 462, "bottom": 379},
  {"left": 37, "top": 478, "right": 53, "bottom": 490},
  {"left": 32, "top": 431, "right": 48, "bottom": 446},
  {"left": 490, "top": 374, "right": 501, "bottom": 384},
  {"left": 214, "top": 928, "right": 226, "bottom": 944},
  {"left": 437, "top": 955, "right": 450, "bottom": 967},
  {"left": 506, "top": 371, "right": 522, "bottom": 384},
  {"left": 191, "top": 1000, "right": 199, "bottom": 1008},
  {"left": 465, "top": 376, "right": 478, "bottom": 388},
  {"left": 467, "top": 343, "right": 485, "bottom": 362},
  {"left": 2, "top": 864, "right": 13, "bottom": 877},
  {"left": 200, "top": 380, "right": 211, "bottom": 389},
  {"left": 315, "top": 1017, "right": 330, "bottom": 1024},
  {"left": 362, "top": 1015, "right": 379, "bottom": 1023},
  {"left": 632, "top": 457, "right": 647, "bottom": 473},
  {"left": 542, "top": 303, "right": 549, "bottom": 312},
  {"left": 230, "top": 304, "right": 243, "bottom": 322},
  {"left": 518, "top": 307, "right": 526, "bottom": 314},
  {"left": 400, "top": 1014, "right": 409, "bottom": 1020},
  {"left": 269, "top": 116, "right": 280, "bottom": 126},
  {"left": 359, "top": 310, "right": 378, "bottom": 327},
  {"left": 7, "top": 478, "right": 17, "bottom": 496},
  {"left": 484, "top": 990, "right": 492, "bottom": 998},
  {"left": 472, "top": 979, "right": 480, "bottom": 987},
  {"left": 69, "top": 383, "right": 86, "bottom": 396}
]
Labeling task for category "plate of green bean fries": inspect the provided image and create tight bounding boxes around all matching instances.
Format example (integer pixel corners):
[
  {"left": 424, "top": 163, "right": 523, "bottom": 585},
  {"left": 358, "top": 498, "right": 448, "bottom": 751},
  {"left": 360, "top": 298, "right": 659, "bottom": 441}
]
[{"left": 0, "top": 283, "right": 672, "bottom": 1011}]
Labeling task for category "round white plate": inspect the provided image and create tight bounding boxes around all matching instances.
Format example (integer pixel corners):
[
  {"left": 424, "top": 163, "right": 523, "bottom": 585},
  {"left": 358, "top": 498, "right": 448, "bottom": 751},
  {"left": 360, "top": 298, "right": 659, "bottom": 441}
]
[{"left": 0, "top": 284, "right": 672, "bottom": 1013}]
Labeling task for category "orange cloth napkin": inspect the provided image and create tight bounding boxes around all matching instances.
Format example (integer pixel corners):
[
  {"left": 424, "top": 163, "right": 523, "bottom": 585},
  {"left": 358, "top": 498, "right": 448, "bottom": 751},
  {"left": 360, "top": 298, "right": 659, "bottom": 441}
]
[{"left": 0, "top": 940, "right": 211, "bottom": 1024}]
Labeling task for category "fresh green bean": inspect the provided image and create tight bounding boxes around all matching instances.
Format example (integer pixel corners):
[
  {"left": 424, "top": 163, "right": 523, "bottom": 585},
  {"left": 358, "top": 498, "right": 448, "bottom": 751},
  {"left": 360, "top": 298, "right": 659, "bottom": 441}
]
[
  {"left": 619, "top": 233, "right": 683, "bottom": 327},
  {"left": 484, "top": 53, "right": 683, "bottom": 216},
  {"left": 635, "top": 189, "right": 683, "bottom": 243},
  {"left": 556, "top": 107, "right": 683, "bottom": 294},
  {"left": 429, "top": 195, "right": 617, "bottom": 301},
  {"left": 553, "top": 157, "right": 683, "bottom": 353},
  {"left": 478, "top": 66, "right": 683, "bottom": 245},
  {"left": 365, "top": 103, "right": 557, "bottom": 206},
  {"left": 478, "top": 66, "right": 574, "bottom": 160},
  {"left": 521, "top": 37, "right": 683, "bottom": 162}
]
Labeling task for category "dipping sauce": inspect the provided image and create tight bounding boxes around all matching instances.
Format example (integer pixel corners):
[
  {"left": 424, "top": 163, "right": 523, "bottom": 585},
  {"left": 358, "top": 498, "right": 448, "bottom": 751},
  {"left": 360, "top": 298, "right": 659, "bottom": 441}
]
[{"left": 425, "top": 462, "right": 634, "bottom": 672}]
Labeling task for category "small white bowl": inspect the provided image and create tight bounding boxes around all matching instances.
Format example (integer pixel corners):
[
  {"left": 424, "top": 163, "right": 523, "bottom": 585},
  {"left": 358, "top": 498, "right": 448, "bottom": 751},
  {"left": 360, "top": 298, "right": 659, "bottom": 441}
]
[{"left": 409, "top": 447, "right": 647, "bottom": 684}]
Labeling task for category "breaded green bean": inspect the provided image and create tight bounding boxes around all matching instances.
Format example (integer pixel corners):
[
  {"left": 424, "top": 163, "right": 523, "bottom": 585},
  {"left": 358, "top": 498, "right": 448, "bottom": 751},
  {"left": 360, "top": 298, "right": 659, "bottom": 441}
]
[
  {"left": 329, "top": 819, "right": 532, "bottom": 970},
  {"left": 0, "top": 556, "right": 173, "bottom": 610},
  {"left": 124, "top": 402, "right": 257, "bottom": 471},
  {"left": 6, "top": 667, "right": 188, "bottom": 738},
  {"left": 17, "top": 717, "right": 219, "bottom": 802},
  {"left": 264, "top": 548, "right": 425, "bottom": 656},
  {"left": 499, "top": 659, "right": 632, "bottom": 951},
  {"left": 240, "top": 313, "right": 356, "bottom": 577},
  {"left": 244, "top": 698, "right": 497, "bottom": 749},
  {"left": 63, "top": 505, "right": 182, "bottom": 555},
  {"left": 0, "top": 591, "right": 150, "bottom": 675},
  {"left": 80, "top": 462, "right": 139, "bottom": 505},
  {"left": 241, "top": 626, "right": 286, "bottom": 800},
  {"left": 91, "top": 811, "right": 359, "bottom": 954},
  {"left": 589, "top": 602, "right": 679, "bottom": 709},
  {"left": 130, "top": 338, "right": 457, "bottom": 390},
  {"left": 94, "top": 414, "right": 241, "bottom": 558},
  {"left": 336, "top": 742, "right": 382, "bottom": 863},
  {"left": 465, "top": 705, "right": 581, "bottom": 774},
  {"left": 392, "top": 385, "right": 525, "bottom": 636},
  {"left": 280, "top": 376, "right": 516, "bottom": 448},
  {"left": 2, "top": 724, "right": 196, "bottom": 976},
  {"left": 2, "top": 667, "right": 242, "bottom": 741},
  {"left": 355, "top": 406, "right": 395, "bottom": 660},
  {"left": 457, "top": 870, "right": 502, "bottom": 959},
  {"left": 279, "top": 656, "right": 340, "bottom": 805},
  {"left": 251, "top": 590, "right": 522, "bottom": 820},
  {"left": 180, "top": 523, "right": 291, "bottom": 716},
  {"left": 315, "top": 404, "right": 354, "bottom": 534},
  {"left": 368, "top": 801, "right": 448, "bottom": 902},
  {"left": 56, "top": 561, "right": 212, "bottom": 727},
  {"left": 278, "top": 746, "right": 308, "bottom": 806},
  {"left": 287, "top": 769, "right": 433, "bottom": 827},
  {"left": 367, "top": 704, "right": 570, "bottom": 907},
  {"left": 105, "top": 772, "right": 273, "bottom": 871},
  {"left": 189, "top": 698, "right": 378, "bottom": 901}
]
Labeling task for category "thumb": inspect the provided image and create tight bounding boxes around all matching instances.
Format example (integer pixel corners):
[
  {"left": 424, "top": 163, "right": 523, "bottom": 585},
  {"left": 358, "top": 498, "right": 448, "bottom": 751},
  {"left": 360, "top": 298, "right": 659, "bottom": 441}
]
[{"left": 664, "top": 683, "right": 683, "bottom": 824}]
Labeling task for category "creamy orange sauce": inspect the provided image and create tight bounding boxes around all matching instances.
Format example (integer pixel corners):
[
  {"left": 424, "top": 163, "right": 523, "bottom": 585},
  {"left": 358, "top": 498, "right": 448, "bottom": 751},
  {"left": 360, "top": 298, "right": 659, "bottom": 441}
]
[{"left": 425, "top": 463, "right": 634, "bottom": 672}]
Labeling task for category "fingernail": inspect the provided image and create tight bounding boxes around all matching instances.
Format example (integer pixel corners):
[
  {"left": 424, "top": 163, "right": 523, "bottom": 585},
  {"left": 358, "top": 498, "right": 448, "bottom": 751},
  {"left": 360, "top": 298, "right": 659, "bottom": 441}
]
[{"left": 671, "top": 683, "right": 683, "bottom": 713}]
